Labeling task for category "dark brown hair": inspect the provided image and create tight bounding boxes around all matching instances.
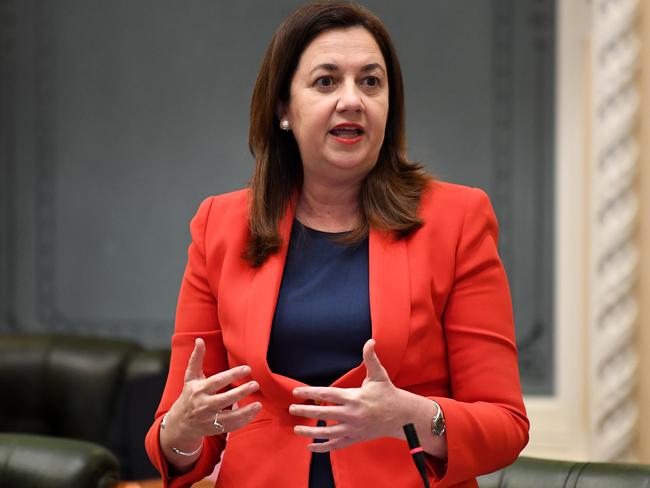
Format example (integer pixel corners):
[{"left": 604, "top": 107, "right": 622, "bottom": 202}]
[{"left": 246, "top": 1, "right": 430, "bottom": 267}]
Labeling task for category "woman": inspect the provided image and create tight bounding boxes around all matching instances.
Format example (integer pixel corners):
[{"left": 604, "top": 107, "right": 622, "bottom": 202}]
[{"left": 145, "top": 2, "right": 529, "bottom": 487}]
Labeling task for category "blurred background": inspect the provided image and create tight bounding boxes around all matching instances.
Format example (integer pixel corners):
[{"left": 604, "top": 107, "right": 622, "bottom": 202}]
[{"left": 0, "top": 0, "right": 648, "bottom": 474}]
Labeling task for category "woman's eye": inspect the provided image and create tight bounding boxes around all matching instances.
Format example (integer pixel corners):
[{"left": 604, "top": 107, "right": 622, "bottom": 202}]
[
  {"left": 315, "top": 76, "right": 334, "bottom": 88},
  {"left": 362, "top": 76, "right": 380, "bottom": 88}
]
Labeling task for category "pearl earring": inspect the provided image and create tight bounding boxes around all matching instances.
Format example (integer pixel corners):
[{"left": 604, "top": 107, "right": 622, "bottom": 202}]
[{"left": 280, "top": 119, "right": 290, "bottom": 131}]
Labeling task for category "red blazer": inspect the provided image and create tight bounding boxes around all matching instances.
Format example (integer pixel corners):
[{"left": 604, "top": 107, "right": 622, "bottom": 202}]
[{"left": 145, "top": 181, "right": 529, "bottom": 487}]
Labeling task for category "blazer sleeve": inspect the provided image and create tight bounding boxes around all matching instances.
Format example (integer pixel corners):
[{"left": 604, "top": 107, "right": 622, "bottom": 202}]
[
  {"left": 145, "top": 196, "right": 230, "bottom": 488},
  {"left": 426, "top": 188, "right": 530, "bottom": 486}
]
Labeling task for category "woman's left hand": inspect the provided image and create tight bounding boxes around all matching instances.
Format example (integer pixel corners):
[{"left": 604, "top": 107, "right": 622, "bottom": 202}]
[{"left": 289, "top": 339, "right": 411, "bottom": 452}]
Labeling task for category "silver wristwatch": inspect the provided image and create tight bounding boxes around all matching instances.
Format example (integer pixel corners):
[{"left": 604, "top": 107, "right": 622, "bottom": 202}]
[{"left": 431, "top": 400, "right": 446, "bottom": 436}]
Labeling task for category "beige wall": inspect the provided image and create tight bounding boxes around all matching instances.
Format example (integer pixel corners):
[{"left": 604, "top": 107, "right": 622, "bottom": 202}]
[{"left": 639, "top": 2, "right": 650, "bottom": 465}]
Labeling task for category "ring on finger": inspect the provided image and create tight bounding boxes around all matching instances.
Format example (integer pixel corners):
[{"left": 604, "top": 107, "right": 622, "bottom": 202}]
[{"left": 213, "top": 411, "right": 226, "bottom": 434}]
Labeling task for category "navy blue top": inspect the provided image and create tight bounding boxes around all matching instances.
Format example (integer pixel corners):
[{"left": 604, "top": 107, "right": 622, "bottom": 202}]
[{"left": 267, "top": 219, "right": 371, "bottom": 487}]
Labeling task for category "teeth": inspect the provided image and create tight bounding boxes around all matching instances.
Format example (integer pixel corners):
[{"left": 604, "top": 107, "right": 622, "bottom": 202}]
[{"left": 331, "top": 128, "right": 362, "bottom": 138}]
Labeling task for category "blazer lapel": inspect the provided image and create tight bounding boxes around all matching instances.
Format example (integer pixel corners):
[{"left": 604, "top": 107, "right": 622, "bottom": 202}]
[{"left": 368, "top": 229, "right": 411, "bottom": 379}]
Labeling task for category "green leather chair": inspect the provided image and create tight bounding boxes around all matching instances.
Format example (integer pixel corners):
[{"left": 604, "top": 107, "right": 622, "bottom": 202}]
[
  {"left": 0, "top": 433, "right": 119, "bottom": 488},
  {"left": 0, "top": 333, "right": 170, "bottom": 483},
  {"left": 478, "top": 456, "right": 650, "bottom": 488}
]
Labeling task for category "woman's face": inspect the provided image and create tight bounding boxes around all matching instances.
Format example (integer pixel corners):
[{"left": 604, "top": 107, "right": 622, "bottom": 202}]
[{"left": 283, "top": 26, "right": 389, "bottom": 185}]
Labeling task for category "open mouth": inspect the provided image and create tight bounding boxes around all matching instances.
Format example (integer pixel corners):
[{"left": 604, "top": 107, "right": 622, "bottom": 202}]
[{"left": 329, "top": 127, "right": 364, "bottom": 139}]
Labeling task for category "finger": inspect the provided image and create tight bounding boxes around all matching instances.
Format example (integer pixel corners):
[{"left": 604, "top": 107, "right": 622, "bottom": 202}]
[
  {"left": 308, "top": 436, "right": 355, "bottom": 453},
  {"left": 185, "top": 338, "right": 206, "bottom": 382},
  {"left": 204, "top": 365, "right": 253, "bottom": 392},
  {"left": 292, "top": 386, "right": 351, "bottom": 404},
  {"left": 205, "top": 380, "right": 259, "bottom": 410},
  {"left": 362, "top": 339, "right": 389, "bottom": 382},
  {"left": 288, "top": 404, "right": 350, "bottom": 422},
  {"left": 212, "top": 402, "right": 262, "bottom": 434},
  {"left": 293, "top": 423, "right": 347, "bottom": 439}
]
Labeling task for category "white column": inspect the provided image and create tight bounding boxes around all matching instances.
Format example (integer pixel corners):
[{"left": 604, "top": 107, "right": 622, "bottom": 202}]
[
  {"left": 523, "top": 0, "right": 640, "bottom": 462},
  {"left": 589, "top": 0, "right": 640, "bottom": 462}
]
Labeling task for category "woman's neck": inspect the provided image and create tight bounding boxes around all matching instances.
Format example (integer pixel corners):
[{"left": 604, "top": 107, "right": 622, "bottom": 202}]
[{"left": 296, "top": 179, "right": 361, "bottom": 232}]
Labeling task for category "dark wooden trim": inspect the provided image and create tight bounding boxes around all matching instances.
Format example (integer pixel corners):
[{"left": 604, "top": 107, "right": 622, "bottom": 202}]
[
  {"left": 491, "top": 0, "right": 556, "bottom": 394},
  {"left": 0, "top": 0, "right": 17, "bottom": 330}
]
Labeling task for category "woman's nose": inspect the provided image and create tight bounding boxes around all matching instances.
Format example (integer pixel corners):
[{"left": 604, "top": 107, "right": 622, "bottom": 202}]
[{"left": 336, "top": 81, "right": 364, "bottom": 112}]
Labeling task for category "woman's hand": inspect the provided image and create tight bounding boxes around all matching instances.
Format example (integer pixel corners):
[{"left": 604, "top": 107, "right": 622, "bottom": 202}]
[
  {"left": 162, "top": 338, "right": 262, "bottom": 454},
  {"left": 289, "top": 339, "right": 415, "bottom": 453}
]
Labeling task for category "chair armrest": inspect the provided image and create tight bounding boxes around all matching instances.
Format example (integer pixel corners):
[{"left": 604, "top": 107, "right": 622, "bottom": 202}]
[{"left": 0, "top": 433, "right": 119, "bottom": 488}]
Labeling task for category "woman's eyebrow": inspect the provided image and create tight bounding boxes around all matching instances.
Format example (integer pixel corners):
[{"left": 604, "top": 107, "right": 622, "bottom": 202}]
[
  {"left": 310, "top": 63, "right": 338, "bottom": 74},
  {"left": 309, "top": 62, "right": 386, "bottom": 74},
  {"left": 360, "top": 63, "right": 386, "bottom": 74}
]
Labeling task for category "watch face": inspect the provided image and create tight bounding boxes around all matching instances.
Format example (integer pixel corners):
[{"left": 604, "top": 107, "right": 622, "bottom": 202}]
[
  {"left": 432, "top": 415, "right": 445, "bottom": 436},
  {"left": 431, "top": 401, "right": 446, "bottom": 435}
]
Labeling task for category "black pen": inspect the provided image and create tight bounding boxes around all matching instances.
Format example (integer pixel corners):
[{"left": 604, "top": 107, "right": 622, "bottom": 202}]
[{"left": 403, "top": 423, "right": 430, "bottom": 488}]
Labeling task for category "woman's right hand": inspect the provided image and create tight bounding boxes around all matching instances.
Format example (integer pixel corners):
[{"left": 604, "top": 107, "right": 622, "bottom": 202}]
[{"left": 161, "top": 338, "right": 262, "bottom": 455}]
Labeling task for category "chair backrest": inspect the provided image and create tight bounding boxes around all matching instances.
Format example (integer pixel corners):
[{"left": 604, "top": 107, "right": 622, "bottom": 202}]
[
  {"left": 478, "top": 456, "right": 650, "bottom": 488},
  {"left": 0, "top": 334, "right": 140, "bottom": 442}
]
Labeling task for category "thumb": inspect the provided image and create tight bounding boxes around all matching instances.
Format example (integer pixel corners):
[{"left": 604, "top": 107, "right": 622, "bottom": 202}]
[
  {"left": 362, "top": 339, "right": 389, "bottom": 382},
  {"left": 184, "top": 338, "right": 206, "bottom": 382}
]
